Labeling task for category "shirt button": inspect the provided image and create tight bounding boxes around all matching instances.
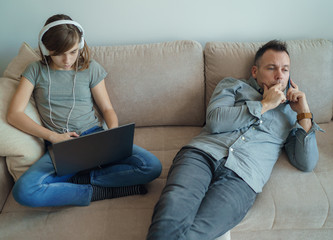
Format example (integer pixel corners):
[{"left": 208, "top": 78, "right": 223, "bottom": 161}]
[
  {"left": 259, "top": 120, "right": 263, "bottom": 124},
  {"left": 241, "top": 136, "right": 245, "bottom": 141},
  {"left": 252, "top": 127, "right": 256, "bottom": 130},
  {"left": 230, "top": 147, "right": 234, "bottom": 152}
]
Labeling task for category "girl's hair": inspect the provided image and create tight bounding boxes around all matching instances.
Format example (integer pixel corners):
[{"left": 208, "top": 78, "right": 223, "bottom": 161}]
[{"left": 39, "top": 14, "right": 90, "bottom": 71}]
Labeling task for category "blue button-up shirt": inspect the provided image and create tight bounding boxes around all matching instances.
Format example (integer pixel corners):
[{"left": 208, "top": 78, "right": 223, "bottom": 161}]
[{"left": 187, "top": 77, "right": 322, "bottom": 193}]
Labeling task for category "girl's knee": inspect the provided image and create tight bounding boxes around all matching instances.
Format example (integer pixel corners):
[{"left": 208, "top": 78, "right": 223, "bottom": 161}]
[
  {"left": 12, "top": 178, "right": 42, "bottom": 207},
  {"left": 12, "top": 181, "right": 33, "bottom": 207},
  {"left": 150, "top": 157, "right": 162, "bottom": 179},
  {"left": 142, "top": 153, "right": 162, "bottom": 180},
  {"left": 133, "top": 145, "right": 162, "bottom": 178}
]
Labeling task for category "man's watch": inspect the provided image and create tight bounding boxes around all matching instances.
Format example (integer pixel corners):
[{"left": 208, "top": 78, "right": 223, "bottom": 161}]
[{"left": 297, "top": 112, "right": 313, "bottom": 121}]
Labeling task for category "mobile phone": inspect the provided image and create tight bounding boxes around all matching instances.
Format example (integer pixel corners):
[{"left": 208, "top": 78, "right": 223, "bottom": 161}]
[
  {"left": 286, "top": 75, "right": 291, "bottom": 104},
  {"left": 287, "top": 75, "right": 291, "bottom": 90}
]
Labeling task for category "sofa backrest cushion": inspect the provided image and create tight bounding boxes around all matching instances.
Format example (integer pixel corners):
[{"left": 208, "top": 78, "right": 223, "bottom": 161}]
[
  {"left": 3, "top": 42, "right": 41, "bottom": 81},
  {"left": 1, "top": 43, "right": 44, "bottom": 181},
  {"left": 205, "top": 39, "right": 333, "bottom": 124},
  {"left": 90, "top": 40, "right": 205, "bottom": 127}
]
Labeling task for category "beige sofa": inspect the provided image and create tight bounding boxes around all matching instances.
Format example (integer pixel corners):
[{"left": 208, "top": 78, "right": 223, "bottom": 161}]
[{"left": 0, "top": 39, "right": 332, "bottom": 240}]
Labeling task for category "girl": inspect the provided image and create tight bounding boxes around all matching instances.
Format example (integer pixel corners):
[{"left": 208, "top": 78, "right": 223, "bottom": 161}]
[{"left": 7, "top": 14, "right": 162, "bottom": 207}]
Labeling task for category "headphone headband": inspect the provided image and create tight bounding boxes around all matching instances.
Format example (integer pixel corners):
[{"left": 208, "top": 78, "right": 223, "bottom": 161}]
[{"left": 39, "top": 20, "right": 85, "bottom": 56}]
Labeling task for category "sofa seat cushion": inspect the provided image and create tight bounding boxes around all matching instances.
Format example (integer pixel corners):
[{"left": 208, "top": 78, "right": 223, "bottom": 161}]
[
  {"left": 2, "top": 123, "right": 332, "bottom": 239},
  {"left": 231, "top": 229, "right": 333, "bottom": 240},
  {"left": 0, "top": 178, "right": 164, "bottom": 240},
  {"left": 133, "top": 126, "right": 202, "bottom": 178},
  {"left": 0, "top": 156, "right": 13, "bottom": 211},
  {"left": 234, "top": 121, "right": 333, "bottom": 232},
  {"left": 235, "top": 153, "right": 328, "bottom": 232},
  {"left": 314, "top": 122, "right": 333, "bottom": 229},
  {"left": 1, "top": 125, "right": 203, "bottom": 239}
]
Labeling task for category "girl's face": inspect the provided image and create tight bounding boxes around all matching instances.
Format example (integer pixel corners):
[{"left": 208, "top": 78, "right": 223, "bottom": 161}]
[{"left": 49, "top": 42, "right": 79, "bottom": 70}]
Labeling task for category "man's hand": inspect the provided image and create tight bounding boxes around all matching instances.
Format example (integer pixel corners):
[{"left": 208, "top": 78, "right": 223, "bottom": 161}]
[
  {"left": 286, "top": 79, "right": 310, "bottom": 114},
  {"left": 286, "top": 79, "right": 312, "bottom": 132},
  {"left": 261, "top": 83, "right": 286, "bottom": 114}
]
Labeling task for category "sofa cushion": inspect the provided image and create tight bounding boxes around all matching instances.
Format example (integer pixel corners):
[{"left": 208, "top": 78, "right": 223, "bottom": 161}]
[
  {"left": 0, "top": 78, "right": 44, "bottom": 181},
  {"left": 0, "top": 43, "right": 44, "bottom": 181},
  {"left": 204, "top": 39, "right": 333, "bottom": 124},
  {"left": 313, "top": 122, "right": 333, "bottom": 229},
  {"left": 90, "top": 40, "right": 205, "bottom": 127},
  {"left": 1, "top": 178, "right": 165, "bottom": 240},
  {"left": 3, "top": 42, "right": 40, "bottom": 81},
  {"left": 235, "top": 150, "right": 329, "bottom": 231},
  {"left": 230, "top": 122, "right": 333, "bottom": 236},
  {"left": 3, "top": 124, "right": 332, "bottom": 240},
  {"left": 133, "top": 126, "right": 202, "bottom": 178},
  {"left": 1, "top": 125, "right": 202, "bottom": 238},
  {"left": 0, "top": 156, "right": 13, "bottom": 211}
]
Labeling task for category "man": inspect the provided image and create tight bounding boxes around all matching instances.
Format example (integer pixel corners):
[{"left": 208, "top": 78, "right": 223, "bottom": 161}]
[{"left": 146, "top": 40, "right": 322, "bottom": 240}]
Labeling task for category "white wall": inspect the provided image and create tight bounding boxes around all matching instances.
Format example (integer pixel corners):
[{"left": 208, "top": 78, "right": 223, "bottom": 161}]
[{"left": 1, "top": 0, "right": 333, "bottom": 75}]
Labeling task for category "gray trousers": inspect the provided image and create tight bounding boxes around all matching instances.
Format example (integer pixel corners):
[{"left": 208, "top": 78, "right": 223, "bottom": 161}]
[{"left": 147, "top": 147, "right": 257, "bottom": 240}]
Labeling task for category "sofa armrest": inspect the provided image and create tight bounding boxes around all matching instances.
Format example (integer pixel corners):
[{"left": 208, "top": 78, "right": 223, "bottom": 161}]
[{"left": 0, "top": 156, "right": 14, "bottom": 212}]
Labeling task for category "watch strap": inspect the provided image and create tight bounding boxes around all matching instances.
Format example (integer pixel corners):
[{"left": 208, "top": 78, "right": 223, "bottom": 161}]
[{"left": 297, "top": 112, "right": 312, "bottom": 121}]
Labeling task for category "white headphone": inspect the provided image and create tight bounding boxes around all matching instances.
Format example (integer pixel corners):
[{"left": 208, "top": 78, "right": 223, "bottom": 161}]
[
  {"left": 39, "top": 19, "right": 83, "bottom": 133},
  {"left": 38, "top": 20, "right": 85, "bottom": 56}
]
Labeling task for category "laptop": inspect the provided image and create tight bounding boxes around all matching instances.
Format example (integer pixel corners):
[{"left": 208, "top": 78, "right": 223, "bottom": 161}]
[{"left": 48, "top": 123, "right": 135, "bottom": 176}]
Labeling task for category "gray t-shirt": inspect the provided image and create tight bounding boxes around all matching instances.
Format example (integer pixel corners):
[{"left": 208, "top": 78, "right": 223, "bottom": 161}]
[{"left": 22, "top": 60, "right": 107, "bottom": 134}]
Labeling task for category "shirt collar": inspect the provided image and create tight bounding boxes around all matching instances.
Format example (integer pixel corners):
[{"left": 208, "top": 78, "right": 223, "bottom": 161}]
[{"left": 248, "top": 77, "right": 264, "bottom": 94}]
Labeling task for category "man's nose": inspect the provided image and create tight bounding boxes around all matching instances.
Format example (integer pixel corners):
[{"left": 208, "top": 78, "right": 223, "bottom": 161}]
[{"left": 275, "top": 69, "right": 284, "bottom": 80}]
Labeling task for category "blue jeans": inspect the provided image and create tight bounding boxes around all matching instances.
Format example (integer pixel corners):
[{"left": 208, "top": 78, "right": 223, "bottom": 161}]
[
  {"left": 12, "top": 126, "right": 162, "bottom": 207},
  {"left": 147, "top": 147, "right": 257, "bottom": 240}
]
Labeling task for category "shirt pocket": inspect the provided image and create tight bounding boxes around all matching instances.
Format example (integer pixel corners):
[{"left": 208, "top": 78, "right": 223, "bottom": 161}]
[{"left": 268, "top": 110, "right": 293, "bottom": 141}]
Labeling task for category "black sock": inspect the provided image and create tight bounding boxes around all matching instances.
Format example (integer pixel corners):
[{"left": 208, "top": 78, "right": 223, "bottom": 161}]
[
  {"left": 67, "top": 171, "right": 91, "bottom": 184},
  {"left": 91, "top": 185, "right": 147, "bottom": 202}
]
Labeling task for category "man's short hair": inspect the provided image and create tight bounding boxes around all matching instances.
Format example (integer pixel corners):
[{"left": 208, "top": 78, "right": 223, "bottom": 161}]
[{"left": 254, "top": 40, "right": 289, "bottom": 66}]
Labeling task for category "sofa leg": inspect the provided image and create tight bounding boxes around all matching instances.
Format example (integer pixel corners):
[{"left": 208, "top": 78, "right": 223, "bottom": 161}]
[{"left": 215, "top": 231, "right": 231, "bottom": 240}]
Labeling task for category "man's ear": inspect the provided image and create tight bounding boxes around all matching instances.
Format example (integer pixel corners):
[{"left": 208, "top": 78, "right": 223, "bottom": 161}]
[{"left": 251, "top": 65, "right": 258, "bottom": 79}]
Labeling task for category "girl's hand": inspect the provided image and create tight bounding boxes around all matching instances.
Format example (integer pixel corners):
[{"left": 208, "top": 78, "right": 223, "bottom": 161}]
[{"left": 49, "top": 131, "right": 79, "bottom": 144}]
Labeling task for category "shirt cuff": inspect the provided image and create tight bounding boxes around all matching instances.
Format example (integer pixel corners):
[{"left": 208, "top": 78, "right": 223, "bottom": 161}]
[{"left": 293, "top": 119, "right": 324, "bottom": 136}]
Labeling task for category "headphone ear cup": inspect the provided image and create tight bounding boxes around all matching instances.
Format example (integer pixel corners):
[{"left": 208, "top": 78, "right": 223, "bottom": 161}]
[{"left": 79, "top": 37, "right": 85, "bottom": 49}]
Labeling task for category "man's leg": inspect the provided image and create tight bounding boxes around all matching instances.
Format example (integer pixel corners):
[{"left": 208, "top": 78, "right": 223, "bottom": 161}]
[
  {"left": 147, "top": 148, "right": 216, "bottom": 240},
  {"left": 185, "top": 162, "right": 257, "bottom": 240}
]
